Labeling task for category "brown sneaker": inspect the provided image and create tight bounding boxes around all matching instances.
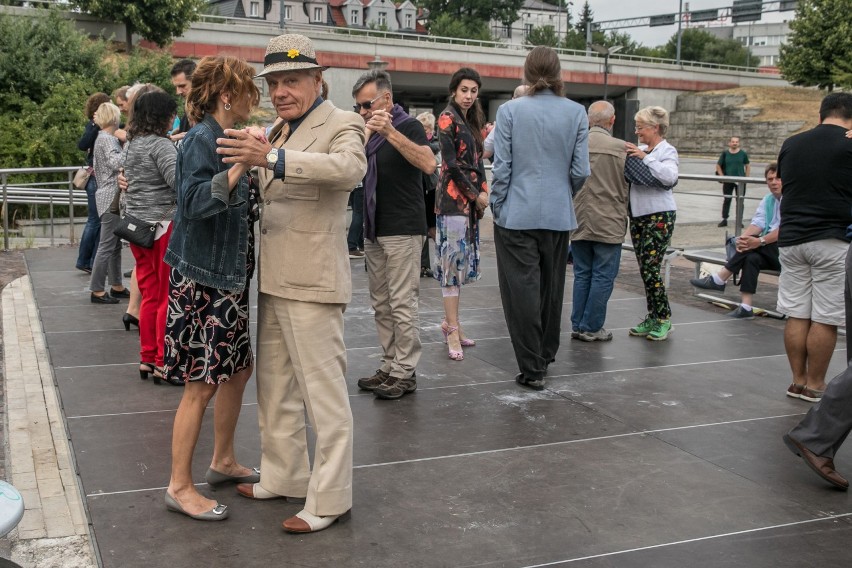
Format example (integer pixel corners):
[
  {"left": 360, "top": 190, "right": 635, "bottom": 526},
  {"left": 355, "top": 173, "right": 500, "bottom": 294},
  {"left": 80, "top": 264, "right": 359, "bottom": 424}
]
[
  {"left": 357, "top": 369, "right": 390, "bottom": 391},
  {"left": 374, "top": 375, "right": 417, "bottom": 400}
]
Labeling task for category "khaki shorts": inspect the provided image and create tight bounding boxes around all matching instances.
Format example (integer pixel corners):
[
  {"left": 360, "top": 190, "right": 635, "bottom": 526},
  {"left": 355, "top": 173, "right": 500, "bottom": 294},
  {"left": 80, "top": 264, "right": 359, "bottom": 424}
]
[{"left": 777, "top": 239, "right": 849, "bottom": 326}]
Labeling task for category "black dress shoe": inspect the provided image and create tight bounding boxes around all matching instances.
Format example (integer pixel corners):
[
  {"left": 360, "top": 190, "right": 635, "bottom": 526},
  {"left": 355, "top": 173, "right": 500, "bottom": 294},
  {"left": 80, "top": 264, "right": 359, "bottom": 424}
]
[
  {"left": 123, "top": 270, "right": 133, "bottom": 278},
  {"left": 91, "top": 293, "right": 119, "bottom": 304},
  {"left": 110, "top": 288, "right": 131, "bottom": 299},
  {"left": 515, "top": 373, "right": 545, "bottom": 391},
  {"left": 717, "top": 220, "right": 728, "bottom": 227}
]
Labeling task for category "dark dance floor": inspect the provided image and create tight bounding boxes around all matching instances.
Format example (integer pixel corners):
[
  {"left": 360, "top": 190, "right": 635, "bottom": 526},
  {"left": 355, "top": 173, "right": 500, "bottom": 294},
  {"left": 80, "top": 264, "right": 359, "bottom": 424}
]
[{"left": 24, "top": 239, "right": 852, "bottom": 568}]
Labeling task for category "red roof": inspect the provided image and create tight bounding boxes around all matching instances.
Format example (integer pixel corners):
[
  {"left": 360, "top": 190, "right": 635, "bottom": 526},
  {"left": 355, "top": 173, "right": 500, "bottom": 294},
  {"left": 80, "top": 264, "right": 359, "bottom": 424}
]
[{"left": 329, "top": 5, "right": 347, "bottom": 26}]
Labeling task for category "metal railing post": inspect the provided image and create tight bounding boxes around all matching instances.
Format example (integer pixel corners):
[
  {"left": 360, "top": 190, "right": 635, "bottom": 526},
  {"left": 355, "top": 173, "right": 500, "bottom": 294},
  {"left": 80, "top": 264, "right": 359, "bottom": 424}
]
[
  {"left": 68, "top": 170, "right": 76, "bottom": 244},
  {"left": 2, "top": 173, "right": 8, "bottom": 252},
  {"left": 49, "top": 195, "right": 55, "bottom": 247},
  {"left": 735, "top": 181, "right": 747, "bottom": 231}
]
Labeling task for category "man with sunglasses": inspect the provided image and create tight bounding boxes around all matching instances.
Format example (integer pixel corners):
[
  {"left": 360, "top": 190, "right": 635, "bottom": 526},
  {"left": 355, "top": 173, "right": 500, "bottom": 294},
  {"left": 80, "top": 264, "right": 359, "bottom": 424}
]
[{"left": 351, "top": 70, "right": 437, "bottom": 400}]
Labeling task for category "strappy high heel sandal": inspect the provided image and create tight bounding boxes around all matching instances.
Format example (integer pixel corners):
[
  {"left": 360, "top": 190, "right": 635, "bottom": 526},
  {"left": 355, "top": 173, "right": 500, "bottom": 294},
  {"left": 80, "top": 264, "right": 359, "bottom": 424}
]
[
  {"left": 442, "top": 319, "right": 475, "bottom": 347},
  {"left": 139, "top": 362, "right": 155, "bottom": 381},
  {"left": 441, "top": 322, "right": 464, "bottom": 361},
  {"left": 153, "top": 367, "right": 184, "bottom": 387}
]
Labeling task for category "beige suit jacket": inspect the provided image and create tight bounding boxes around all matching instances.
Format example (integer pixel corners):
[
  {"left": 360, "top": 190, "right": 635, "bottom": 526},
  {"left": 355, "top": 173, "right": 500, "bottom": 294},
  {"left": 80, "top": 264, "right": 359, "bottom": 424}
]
[{"left": 257, "top": 101, "right": 367, "bottom": 304}]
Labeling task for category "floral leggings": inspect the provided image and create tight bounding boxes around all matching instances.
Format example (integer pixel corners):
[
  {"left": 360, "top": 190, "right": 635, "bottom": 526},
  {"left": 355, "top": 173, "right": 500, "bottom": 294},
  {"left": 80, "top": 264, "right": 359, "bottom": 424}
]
[{"left": 629, "top": 211, "right": 676, "bottom": 320}]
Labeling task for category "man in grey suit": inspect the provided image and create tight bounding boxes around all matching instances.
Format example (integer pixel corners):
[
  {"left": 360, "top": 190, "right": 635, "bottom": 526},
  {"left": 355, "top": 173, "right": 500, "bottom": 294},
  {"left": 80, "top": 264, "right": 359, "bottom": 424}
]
[{"left": 490, "top": 46, "right": 590, "bottom": 390}]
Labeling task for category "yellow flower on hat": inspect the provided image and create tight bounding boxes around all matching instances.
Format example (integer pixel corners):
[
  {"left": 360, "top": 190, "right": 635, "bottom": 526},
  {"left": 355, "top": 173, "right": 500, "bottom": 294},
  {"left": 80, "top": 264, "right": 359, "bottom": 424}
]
[{"left": 287, "top": 49, "right": 300, "bottom": 59}]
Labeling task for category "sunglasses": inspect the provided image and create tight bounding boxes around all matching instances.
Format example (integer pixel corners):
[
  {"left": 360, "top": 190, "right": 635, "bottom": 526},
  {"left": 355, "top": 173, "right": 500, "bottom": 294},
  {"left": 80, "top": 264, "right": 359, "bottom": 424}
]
[{"left": 353, "top": 94, "right": 385, "bottom": 112}]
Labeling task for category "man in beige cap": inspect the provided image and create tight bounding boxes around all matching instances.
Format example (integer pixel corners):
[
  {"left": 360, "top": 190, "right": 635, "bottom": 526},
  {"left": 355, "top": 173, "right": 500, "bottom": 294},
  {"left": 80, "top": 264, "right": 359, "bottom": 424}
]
[{"left": 217, "top": 34, "right": 367, "bottom": 534}]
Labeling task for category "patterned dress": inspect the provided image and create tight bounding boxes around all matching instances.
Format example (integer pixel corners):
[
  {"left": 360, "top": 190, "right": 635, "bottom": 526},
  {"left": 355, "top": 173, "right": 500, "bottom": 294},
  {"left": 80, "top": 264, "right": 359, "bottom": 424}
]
[
  {"left": 434, "top": 103, "right": 488, "bottom": 287},
  {"left": 163, "top": 182, "right": 260, "bottom": 385}
]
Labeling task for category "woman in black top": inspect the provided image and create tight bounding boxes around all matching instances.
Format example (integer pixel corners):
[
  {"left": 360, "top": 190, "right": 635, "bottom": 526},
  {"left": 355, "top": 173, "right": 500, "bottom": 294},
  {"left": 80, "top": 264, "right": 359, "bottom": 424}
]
[{"left": 75, "top": 92, "right": 110, "bottom": 273}]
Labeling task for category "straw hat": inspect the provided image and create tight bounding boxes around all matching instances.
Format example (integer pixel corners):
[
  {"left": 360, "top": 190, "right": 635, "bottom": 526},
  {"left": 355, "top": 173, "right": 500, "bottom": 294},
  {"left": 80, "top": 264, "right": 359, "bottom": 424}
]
[{"left": 256, "top": 34, "right": 328, "bottom": 77}]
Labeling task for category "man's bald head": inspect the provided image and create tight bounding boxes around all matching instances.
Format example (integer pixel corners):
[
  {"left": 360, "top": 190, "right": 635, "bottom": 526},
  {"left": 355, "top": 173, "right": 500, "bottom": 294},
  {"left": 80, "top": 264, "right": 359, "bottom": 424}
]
[
  {"left": 513, "top": 85, "right": 528, "bottom": 99},
  {"left": 588, "top": 100, "right": 615, "bottom": 130}
]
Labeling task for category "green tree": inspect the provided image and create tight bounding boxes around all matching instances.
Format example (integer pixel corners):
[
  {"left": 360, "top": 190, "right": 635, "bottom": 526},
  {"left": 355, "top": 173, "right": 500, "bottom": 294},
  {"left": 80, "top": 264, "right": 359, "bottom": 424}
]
[
  {"left": 526, "top": 25, "right": 559, "bottom": 47},
  {"left": 427, "top": 13, "right": 492, "bottom": 41},
  {"left": 779, "top": 0, "right": 852, "bottom": 89},
  {"left": 420, "top": 0, "right": 524, "bottom": 28},
  {"left": 833, "top": 59, "right": 852, "bottom": 89},
  {"left": 575, "top": 0, "right": 593, "bottom": 33},
  {"left": 0, "top": 10, "right": 109, "bottom": 111},
  {"left": 72, "top": 0, "right": 205, "bottom": 52},
  {"left": 660, "top": 29, "right": 758, "bottom": 67}
]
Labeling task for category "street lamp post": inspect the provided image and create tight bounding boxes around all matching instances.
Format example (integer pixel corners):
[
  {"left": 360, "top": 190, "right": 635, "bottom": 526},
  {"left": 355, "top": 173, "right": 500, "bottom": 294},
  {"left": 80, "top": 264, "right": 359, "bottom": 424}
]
[{"left": 589, "top": 44, "right": 623, "bottom": 101}]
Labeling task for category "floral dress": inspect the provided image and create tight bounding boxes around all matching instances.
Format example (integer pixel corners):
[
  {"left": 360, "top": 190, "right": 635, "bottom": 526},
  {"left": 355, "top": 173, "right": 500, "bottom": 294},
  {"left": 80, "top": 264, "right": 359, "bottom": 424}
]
[
  {"left": 163, "top": 180, "right": 260, "bottom": 384},
  {"left": 434, "top": 102, "right": 488, "bottom": 287}
]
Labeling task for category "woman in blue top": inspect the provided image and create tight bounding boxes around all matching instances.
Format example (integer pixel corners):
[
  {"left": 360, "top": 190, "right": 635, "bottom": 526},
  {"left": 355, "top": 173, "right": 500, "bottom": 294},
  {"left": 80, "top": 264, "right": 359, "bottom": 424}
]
[{"left": 162, "top": 56, "right": 261, "bottom": 521}]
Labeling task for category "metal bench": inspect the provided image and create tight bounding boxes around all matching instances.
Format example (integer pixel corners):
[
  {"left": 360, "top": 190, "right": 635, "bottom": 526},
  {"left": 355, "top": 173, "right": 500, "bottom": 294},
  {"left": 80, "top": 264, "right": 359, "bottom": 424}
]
[
  {"left": 683, "top": 249, "right": 784, "bottom": 319},
  {"left": 621, "top": 243, "right": 682, "bottom": 288}
]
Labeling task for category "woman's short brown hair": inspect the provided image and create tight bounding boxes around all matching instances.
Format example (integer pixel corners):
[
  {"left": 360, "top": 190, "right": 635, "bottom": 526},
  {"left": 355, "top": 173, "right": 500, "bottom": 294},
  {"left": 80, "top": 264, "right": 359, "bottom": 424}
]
[
  {"left": 85, "top": 92, "right": 110, "bottom": 120},
  {"left": 185, "top": 56, "right": 260, "bottom": 124},
  {"left": 524, "top": 46, "right": 564, "bottom": 97}
]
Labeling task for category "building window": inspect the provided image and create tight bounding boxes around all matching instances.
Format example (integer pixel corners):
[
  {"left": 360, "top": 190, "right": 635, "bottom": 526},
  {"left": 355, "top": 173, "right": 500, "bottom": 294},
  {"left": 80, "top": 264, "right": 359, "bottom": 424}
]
[
  {"left": 283, "top": 5, "right": 291, "bottom": 19},
  {"left": 405, "top": 13, "right": 412, "bottom": 28},
  {"left": 313, "top": 7, "right": 323, "bottom": 21},
  {"left": 351, "top": 9, "right": 359, "bottom": 25},
  {"left": 249, "top": 1, "right": 259, "bottom": 17},
  {"left": 378, "top": 11, "right": 387, "bottom": 26},
  {"left": 502, "top": 24, "right": 512, "bottom": 38},
  {"left": 524, "top": 23, "right": 533, "bottom": 38}
]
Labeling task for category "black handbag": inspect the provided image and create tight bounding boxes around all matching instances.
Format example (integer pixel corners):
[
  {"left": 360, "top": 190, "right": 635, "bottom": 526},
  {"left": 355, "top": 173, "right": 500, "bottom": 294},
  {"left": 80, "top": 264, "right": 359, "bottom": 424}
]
[{"left": 113, "top": 213, "right": 158, "bottom": 248}]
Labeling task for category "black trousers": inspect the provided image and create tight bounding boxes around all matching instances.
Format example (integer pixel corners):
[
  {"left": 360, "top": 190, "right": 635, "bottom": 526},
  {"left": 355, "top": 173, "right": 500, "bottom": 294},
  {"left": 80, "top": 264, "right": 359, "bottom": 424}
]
[
  {"left": 721, "top": 182, "right": 744, "bottom": 220},
  {"left": 494, "top": 225, "right": 570, "bottom": 381},
  {"left": 724, "top": 242, "right": 780, "bottom": 294},
  {"left": 789, "top": 243, "right": 852, "bottom": 458}
]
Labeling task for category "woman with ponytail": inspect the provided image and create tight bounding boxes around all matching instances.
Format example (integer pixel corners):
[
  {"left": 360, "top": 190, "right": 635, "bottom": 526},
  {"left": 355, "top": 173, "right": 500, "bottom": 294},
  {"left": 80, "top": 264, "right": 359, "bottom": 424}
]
[
  {"left": 434, "top": 67, "right": 489, "bottom": 361},
  {"left": 490, "top": 46, "right": 590, "bottom": 391}
]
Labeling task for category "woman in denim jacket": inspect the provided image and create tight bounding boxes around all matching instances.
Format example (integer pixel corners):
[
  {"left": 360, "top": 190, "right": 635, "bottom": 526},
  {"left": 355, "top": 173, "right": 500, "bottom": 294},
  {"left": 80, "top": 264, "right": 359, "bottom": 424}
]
[{"left": 161, "top": 56, "right": 261, "bottom": 521}]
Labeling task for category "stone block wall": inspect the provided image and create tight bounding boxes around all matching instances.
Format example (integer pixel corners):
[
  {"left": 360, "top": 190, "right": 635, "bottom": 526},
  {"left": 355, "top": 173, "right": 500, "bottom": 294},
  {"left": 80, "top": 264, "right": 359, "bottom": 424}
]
[{"left": 667, "top": 93, "right": 806, "bottom": 159}]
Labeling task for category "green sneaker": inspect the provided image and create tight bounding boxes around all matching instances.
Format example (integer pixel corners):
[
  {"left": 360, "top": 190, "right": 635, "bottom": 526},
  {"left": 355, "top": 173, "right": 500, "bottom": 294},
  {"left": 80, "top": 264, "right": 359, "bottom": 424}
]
[
  {"left": 628, "top": 316, "right": 655, "bottom": 337},
  {"left": 647, "top": 319, "right": 672, "bottom": 341}
]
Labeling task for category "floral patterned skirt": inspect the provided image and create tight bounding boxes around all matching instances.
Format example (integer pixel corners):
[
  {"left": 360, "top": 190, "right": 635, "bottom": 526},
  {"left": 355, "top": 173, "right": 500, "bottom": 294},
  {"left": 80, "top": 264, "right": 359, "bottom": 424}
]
[
  {"left": 163, "top": 268, "right": 254, "bottom": 385},
  {"left": 434, "top": 214, "right": 481, "bottom": 287}
]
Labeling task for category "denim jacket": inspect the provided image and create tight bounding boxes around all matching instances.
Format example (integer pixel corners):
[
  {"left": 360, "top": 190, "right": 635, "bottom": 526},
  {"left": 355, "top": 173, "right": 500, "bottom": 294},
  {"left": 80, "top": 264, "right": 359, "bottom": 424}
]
[{"left": 165, "top": 114, "right": 253, "bottom": 291}]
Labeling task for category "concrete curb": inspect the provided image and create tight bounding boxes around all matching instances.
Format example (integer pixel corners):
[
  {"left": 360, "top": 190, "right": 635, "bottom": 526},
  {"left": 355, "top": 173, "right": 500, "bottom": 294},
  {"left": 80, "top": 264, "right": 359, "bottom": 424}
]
[{"left": 2, "top": 276, "right": 96, "bottom": 568}]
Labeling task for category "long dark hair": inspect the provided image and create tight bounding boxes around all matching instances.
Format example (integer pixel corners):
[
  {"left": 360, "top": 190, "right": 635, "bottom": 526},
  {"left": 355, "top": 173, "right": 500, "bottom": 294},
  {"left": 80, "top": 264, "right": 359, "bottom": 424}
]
[
  {"left": 127, "top": 91, "right": 177, "bottom": 140},
  {"left": 448, "top": 67, "right": 485, "bottom": 150}
]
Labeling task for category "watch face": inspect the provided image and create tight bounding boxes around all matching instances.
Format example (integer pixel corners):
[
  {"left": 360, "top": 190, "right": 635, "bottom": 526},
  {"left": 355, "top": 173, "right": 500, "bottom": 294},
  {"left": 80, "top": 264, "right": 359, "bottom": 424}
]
[{"left": 266, "top": 149, "right": 277, "bottom": 162}]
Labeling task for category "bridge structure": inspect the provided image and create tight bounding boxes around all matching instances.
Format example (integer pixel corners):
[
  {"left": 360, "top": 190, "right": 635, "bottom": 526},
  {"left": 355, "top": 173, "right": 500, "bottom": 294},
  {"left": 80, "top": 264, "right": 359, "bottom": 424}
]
[{"left": 52, "top": 8, "right": 789, "bottom": 118}]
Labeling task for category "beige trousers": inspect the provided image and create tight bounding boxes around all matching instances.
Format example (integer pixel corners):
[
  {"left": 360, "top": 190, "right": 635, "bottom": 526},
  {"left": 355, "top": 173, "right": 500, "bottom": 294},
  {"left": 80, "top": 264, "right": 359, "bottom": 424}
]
[
  {"left": 255, "top": 293, "right": 353, "bottom": 516},
  {"left": 365, "top": 235, "right": 425, "bottom": 379}
]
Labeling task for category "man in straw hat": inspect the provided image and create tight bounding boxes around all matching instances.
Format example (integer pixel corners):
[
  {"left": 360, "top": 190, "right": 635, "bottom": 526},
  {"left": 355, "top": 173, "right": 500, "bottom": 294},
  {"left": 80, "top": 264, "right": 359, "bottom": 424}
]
[{"left": 217, "top": 34, "right": 367, "bottom": 534}]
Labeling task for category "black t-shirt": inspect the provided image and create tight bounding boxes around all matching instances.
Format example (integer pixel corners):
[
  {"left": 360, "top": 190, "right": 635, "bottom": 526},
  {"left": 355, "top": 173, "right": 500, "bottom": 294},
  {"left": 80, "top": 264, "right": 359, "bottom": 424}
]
[
  {"left": 375, "top": 117, "right": 428, "bottom": 237},
  {"left": 778, "top": 124, "right": 852, "bottom": 247}
]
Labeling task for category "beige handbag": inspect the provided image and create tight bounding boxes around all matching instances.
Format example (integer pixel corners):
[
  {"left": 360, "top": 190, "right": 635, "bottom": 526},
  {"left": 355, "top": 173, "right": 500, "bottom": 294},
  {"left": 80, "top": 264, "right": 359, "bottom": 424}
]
[{"left": 72, "top": 166, "right": 91, "bottom": 190}]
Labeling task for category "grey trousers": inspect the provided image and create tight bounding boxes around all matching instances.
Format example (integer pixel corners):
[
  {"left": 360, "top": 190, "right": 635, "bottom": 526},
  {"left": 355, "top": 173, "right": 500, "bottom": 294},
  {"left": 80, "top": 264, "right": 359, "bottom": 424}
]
[
  {"left": 788, "top": 242, "right": 852, "bottom": 459},
  {"left": 89, "top": 211, "right": 123, "bottom": 293}
]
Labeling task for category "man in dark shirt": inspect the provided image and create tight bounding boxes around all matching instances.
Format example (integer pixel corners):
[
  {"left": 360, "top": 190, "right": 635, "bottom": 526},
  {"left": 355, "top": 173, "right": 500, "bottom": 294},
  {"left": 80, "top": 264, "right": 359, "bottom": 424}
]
[
  {"left": 169, "top": 59, "right": 196, "bottom": 142},
  {"left": 716, "top": 136, "right": 750, "bottom": 227},
  {"left": 776, "top": 92, "right": 852, "bottom": 405},
  {"left": 352, "top": 70, "right": 436, "bottom": 400}
]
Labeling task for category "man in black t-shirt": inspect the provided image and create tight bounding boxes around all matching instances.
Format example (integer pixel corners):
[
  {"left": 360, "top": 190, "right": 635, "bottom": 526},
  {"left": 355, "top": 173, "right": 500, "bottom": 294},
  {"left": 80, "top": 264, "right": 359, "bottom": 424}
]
[
  {"left": 351, "top": 70, "right": 436, "bottom": 400},
  {"left": 782, "top": 92, "right": 852, "bottom": 490},
  {"left": 776, "top": 92, "right": 852, "bottom": 404}
]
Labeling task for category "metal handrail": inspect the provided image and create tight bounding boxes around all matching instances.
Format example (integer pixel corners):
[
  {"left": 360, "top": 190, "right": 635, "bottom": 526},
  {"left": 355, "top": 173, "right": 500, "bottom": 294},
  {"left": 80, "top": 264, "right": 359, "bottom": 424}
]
[{"left": 1, "top": 166, "right": 83, "bottom": 252}]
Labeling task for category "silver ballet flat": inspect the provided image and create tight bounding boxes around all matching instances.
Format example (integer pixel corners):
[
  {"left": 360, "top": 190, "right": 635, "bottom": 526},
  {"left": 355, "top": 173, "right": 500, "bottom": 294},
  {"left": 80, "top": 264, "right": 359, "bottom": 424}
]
[
  {"left": 205, "top": 467, "right": 260, "bottom": 486},
  {"left": 164, "top": 492, "right": 229, "bottom": 522}
]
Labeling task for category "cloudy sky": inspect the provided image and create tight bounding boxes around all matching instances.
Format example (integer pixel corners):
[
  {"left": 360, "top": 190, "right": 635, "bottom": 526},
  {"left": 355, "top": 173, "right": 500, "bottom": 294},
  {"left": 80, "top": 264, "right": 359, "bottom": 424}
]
[{"left": 580, "top": 0, "right": 793, "bottom": 47}]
